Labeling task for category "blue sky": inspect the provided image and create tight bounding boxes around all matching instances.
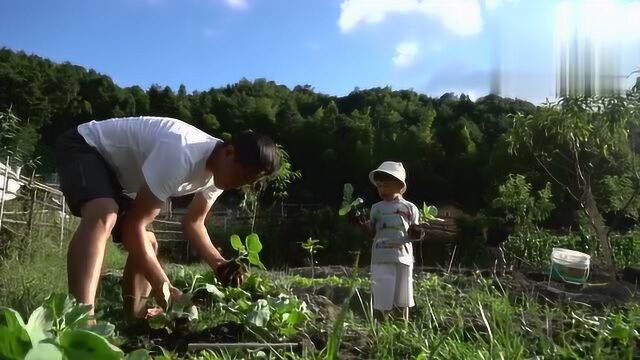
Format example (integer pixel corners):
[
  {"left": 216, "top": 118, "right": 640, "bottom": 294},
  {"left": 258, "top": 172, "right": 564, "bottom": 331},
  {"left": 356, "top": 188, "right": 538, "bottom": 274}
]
[{"left": 2, "top": 0, "right": 639, "bottom": 103}]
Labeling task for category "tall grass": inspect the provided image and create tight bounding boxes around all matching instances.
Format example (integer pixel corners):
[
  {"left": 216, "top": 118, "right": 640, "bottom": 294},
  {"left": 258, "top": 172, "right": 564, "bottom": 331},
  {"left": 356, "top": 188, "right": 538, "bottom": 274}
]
[
  {"left": 362, "top": 272, "right": 639, "bottom": 359},
  {"left": 0, "top": 215, "right": 127, "bottom": 316}
]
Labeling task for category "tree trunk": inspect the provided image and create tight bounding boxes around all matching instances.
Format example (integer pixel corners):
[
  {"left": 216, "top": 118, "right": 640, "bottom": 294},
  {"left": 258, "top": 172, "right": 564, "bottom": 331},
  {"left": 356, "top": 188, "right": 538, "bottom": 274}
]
[{"left": 582, "top": 185, "right": 616, "bottom": 279}]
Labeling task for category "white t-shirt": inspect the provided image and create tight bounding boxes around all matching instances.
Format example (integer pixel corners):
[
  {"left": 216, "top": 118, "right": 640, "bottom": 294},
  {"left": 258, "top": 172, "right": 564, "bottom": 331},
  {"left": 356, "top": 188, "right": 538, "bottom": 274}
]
[
  {"left": 369, "top": 197, "right": 419, "bottom": 265},
  {"left": 78, "top": 116, "right": 223, "bottom": 203}
]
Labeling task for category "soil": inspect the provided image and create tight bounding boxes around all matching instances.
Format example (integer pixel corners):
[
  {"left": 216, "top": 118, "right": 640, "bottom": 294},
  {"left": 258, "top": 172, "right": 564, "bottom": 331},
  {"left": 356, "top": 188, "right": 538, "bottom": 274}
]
[{"left": 120, "top": 320, "right": 244, "bottom": 353}]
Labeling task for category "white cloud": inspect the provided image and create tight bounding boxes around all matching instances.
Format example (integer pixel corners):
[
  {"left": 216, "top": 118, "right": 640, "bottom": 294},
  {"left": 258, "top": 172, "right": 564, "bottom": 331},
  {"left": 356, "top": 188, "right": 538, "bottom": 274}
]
[
  {"left": 485, "top": 0, "right": 518, "bottom": 11},
  {"left": 225, "top": 0, "right": 248, "bottom": 10},
  {"left": 393, "top": 42, "right": 420, "bottom": 67},
  {"left": 554, "top": 0, "right": 640, "bottom": 44},
  {"left": 338, "top": 0, "right": 483, "bottom": 36}
]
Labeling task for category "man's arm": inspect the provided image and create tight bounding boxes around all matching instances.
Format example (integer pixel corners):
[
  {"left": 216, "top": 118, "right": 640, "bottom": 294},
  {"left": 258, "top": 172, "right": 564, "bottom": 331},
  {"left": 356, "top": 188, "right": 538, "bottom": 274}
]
[
  {"left": 121, "top": 184, "right": 171, "bottom": 292},
  {"left": 181, "top": 192, "right": 226, "bottom": 270}
]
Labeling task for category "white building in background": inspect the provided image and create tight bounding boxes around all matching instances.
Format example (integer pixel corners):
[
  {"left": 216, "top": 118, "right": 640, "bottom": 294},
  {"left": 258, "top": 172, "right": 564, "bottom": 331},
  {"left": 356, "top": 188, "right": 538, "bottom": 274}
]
[{"left": 0, "top": 161, "right": 22, "bottom": 201}]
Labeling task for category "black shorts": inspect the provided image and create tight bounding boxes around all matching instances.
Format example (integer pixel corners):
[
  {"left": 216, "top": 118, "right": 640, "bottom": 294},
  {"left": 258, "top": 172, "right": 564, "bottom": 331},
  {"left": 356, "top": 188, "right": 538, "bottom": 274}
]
[{"left": 55, "top": 127, "right": 132, "bottom": 242}]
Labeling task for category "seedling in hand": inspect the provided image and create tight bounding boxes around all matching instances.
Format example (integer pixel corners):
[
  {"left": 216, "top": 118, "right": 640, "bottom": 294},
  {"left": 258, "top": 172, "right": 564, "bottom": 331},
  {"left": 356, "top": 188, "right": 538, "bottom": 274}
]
[
  {"left": 230, "top": 233, "right": 266, "bottom": 269},
  {"left": 408, "top": 203, "right": 445, "bottom": 241},
  {"left": 339, "top": 183, "right": 367, "bottom": 222}
]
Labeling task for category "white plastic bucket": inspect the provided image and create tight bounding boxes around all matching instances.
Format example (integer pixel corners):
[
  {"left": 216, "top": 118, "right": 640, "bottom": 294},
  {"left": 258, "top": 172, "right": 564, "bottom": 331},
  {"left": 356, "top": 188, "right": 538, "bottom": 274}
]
[{"left": 549, "top": 248, "right": 591, "bottom": 285}]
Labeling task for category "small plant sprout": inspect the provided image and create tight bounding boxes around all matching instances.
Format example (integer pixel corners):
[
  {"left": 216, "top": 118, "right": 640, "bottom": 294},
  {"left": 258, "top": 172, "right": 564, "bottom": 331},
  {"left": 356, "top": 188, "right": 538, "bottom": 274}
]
[
  {"left": 299, "top": 237, "right": 323, "bottom": 280},
  {"left": 230, "top": 233, "right": 266, "bottom": 270},
  {"left": 339, "top": 183, "right": 366, "bottom": 218},
  {"left": 408, "top": 203, "right": 445, "bottom": 241},
  {"left": 149, "top": 283, "right": 199, "bottom": 333},
  {"left": 420, "top": 203, "right": 444, "bottom": 224}
]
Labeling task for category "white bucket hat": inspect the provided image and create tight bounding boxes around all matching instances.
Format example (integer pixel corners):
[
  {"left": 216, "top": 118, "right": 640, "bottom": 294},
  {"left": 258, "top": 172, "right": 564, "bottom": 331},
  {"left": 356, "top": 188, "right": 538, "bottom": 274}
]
[{"left": 369, "top": 161, "right": 407, "bottom": 193}]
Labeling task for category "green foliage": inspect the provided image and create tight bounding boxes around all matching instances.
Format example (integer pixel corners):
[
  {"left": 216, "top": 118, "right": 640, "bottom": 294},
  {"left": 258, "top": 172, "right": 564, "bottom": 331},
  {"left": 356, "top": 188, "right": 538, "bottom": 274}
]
[
  {"left": 0, "top": 294, "right": 122, "bottom": 360},
  {"left": 202, "top": 282, "right": 311, "bottom": 340},
  {"left": 506, "top": 96, "right": 640, "bottom": 272},
  {"left": 504, "top": 229, "right": 640, "bottom": 268},
  {"left": 492, "top": 174, "right": 554, "bottom": 229},
  {"left": 0, "top": 48, "right": 540, "bottom": 214},
  {"left": 0, "top": 109, "right": 39, "bottom": 167},
  {"left": 419, "top": 203, "right": 443, "bottom": 224},
  {"left": 298, "top": 237, "right": 324, "bottom": 280},
  {"left": 338, "top": 183, "right": 365, "bottom": 217},
  {"left": 286, "top": 275, "right": 369, "bottom": 289},
  {"left": 229, "top": 233, "right": 266, "bottom": 270},
  {"left": 148, "top": 283, "right": 199, "bottom": 333},
  {"left": 299, "top": 238, "right": 323, "bottom": 254},
  {"left": 239, "top": 146, "right": 301, "bottom": 224}
]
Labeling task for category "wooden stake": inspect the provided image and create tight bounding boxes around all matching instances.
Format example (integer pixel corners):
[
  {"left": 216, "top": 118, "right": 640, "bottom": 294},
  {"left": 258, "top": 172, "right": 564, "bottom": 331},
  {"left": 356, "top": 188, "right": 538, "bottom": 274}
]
[{"left": 0, "top": 156, "right": 11, "bottom": 232}]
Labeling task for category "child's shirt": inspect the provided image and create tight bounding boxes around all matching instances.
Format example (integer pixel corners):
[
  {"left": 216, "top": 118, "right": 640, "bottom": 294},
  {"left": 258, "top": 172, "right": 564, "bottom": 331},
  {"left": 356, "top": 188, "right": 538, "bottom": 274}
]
[{"left": 369, "top": 197, "right": 420, "bottom": 265}]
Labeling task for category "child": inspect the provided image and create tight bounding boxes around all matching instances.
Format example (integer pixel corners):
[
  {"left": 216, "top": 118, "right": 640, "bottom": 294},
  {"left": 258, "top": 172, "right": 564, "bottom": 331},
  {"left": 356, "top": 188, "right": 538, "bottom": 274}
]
[
  {"left": 361, "top": 161, "right": 421, "bottom": 321},
  {"left": 55, "top": 116, "right": 279, "bottom": 320}
]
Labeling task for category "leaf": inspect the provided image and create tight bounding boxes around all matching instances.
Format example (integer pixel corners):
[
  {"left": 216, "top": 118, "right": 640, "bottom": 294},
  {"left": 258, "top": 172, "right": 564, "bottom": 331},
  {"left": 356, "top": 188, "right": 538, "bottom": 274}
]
[
  {"left": 247, "top": 299, "right": 271, "bottom": 327},
  {"left": 78, "top": 322, "right": 115, "bottom": 338},
  {"left": 248, "top": 252, "right": 266, "bottom": 270},
  {"left": 230, "top": 235, "right": 246, "bottom": 253},
  {"left": 609, "top": 324, "right": 629, "bottom": 340},
  {"left": 286, "top": 310, "right": 304, "bottom": 327},
  {"left": 338, "top": 206, "right": 351, "bottom": 216},
  {"left": 426, "top": 205, "right": 438, "bottom": 218},
  {"left": 25, "top": 306, "right": 52, "bottom": 347},
  {"left": 280, "top": 327, "right": 297, "bottom": 337},
  {"left": 245, "top": 233, "right": 263, "bottom": 253},
  {"left": 414, "top": 352, "right": 427, "bottom": 360},
  {"left": 148, "top": 314, "right": 169, "bottom": 330},
  {"left": 343, "top": 183, "right": 354, "bottom": 202},
  {"left": 126, "top": 349, "right": 152, "bottom": 360},
  {"left": 24, "top": 342, "right": 63, "bottom": 360},
  {"left": 225, "top": 288, "right": 251, "bottom": 301},
  {"left": 58, "top": 329, "right": 123, "bottom": 360},
  {"left": 350, "top": 198, "right": 364, "bottom": 207},
  {"left": 45, "top": 293, "right": 73, "bottom": 321},
  {"left": 161, "top": 282, "right": 171, "bottom": 307},
  {"left": 0, "top": 307, "right": 32, "bottom": 360},
  {"left": 63, "top": 303, "right": 93, "bottom": 330},
  {"left": 205, "top": 284, "right": 225, "bottom": 300},
  {"left": 187, "top": 306, "right": 199, "bottom": 321}
]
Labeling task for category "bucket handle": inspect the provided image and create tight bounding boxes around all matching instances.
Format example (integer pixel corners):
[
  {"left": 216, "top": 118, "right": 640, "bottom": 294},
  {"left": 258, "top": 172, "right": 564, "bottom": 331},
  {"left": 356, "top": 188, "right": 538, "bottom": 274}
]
[{"left": 548, "top": 264, "right": 590, "bottom": 286}]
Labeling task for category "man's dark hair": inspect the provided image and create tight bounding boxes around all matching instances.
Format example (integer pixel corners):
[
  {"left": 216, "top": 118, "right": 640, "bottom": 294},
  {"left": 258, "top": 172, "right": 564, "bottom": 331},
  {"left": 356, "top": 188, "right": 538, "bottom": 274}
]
[
  {"left": 230, "top": 130, "right": 280, "bottom": 175},
  {"left": 373, "top": 171, "right": 403, "bottom": 185}
]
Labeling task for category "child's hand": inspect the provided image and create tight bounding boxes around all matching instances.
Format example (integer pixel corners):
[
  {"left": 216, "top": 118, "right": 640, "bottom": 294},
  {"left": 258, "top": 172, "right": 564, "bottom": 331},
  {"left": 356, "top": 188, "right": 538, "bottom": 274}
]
[
  {"left": 348, "top": 211, "right": 368, "bottom": 226},
  {"left": 408, "top": 224, "right": 425, "bottom": 240}
]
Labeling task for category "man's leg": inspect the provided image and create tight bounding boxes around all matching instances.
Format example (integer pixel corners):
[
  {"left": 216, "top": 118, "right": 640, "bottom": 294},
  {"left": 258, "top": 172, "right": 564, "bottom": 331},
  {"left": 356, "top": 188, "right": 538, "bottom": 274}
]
[
  {"left": 123, "top": 231, "right": 158, "bottom": 319},
  {"left": 67, "top": 198, "right": 118, "bottom": 316}
]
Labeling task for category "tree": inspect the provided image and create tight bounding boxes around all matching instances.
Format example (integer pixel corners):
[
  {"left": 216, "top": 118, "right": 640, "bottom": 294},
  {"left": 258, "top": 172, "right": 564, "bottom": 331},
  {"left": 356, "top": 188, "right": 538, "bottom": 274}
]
[
  {"left": 0, "top": 109, "right": 39, "bottom": 167},
  {"left": 492, "top": 174, "right": 554, "bottom": 230},
  {"left": 507, "top": 96, "right": 640, "bottom": 276}
]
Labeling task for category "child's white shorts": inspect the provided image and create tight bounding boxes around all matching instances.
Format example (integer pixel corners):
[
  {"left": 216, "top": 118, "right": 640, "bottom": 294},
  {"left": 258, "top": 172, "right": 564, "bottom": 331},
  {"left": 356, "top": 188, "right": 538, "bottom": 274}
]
[{"left": 371, "top": 262, "right": 415, "bottom": 310}]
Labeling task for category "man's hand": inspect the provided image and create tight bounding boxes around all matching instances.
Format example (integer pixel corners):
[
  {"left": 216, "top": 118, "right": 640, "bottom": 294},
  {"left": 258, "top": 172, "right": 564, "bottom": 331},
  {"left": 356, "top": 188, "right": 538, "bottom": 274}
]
[
  {"left": 215, "top": 260, "right": 247, "bottom": 288},
  {"left": 122, "top": 184, "right": 171, "bottom": 294},
  {"left": 153, "top": 284, "right": 185, "bottom": 311}
]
